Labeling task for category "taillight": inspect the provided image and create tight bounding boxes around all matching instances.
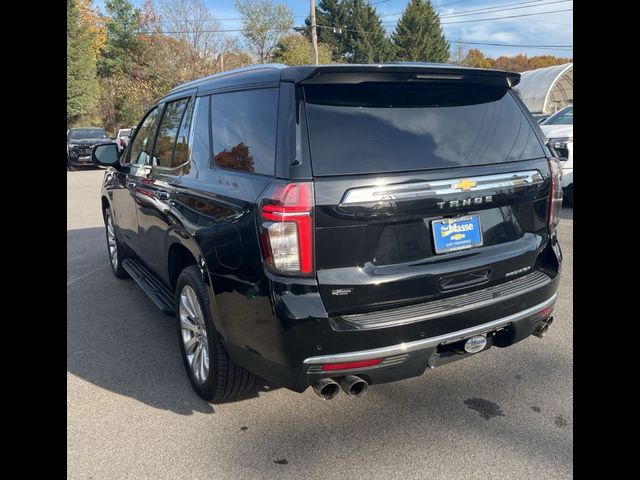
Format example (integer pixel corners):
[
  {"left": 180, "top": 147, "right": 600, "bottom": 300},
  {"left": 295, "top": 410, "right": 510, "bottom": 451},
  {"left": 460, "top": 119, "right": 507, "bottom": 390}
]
[
  {"left": 119, "top": 138, "right": 125, "bottom": 146},
  {"left": 259, "top": 182, "right": 314, "bottom": 276},
  {"left": 548, "top": 159, "right": 563, "bottom": 231}
]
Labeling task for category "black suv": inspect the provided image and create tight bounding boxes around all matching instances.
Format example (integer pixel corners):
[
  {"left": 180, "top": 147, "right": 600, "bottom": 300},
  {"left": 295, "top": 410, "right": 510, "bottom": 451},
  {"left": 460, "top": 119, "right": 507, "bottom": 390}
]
[
  {"left": 92, "top": 63, "right": 563, "bottom": 402},
  {"left": 68, "top": 127, "right": 112, "bottom": 170}
]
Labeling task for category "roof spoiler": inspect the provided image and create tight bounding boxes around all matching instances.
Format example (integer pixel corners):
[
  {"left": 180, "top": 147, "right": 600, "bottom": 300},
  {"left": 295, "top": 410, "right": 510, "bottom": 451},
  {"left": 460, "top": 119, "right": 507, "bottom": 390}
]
[{"left": 282, "top": 64, "right": 520, "bottom": 88}]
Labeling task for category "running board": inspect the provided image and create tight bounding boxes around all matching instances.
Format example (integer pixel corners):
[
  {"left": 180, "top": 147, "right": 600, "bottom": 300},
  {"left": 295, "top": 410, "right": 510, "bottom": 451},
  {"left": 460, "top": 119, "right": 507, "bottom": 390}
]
[{"left": 122, "top": 258, "right": 175, "bottom": 315}]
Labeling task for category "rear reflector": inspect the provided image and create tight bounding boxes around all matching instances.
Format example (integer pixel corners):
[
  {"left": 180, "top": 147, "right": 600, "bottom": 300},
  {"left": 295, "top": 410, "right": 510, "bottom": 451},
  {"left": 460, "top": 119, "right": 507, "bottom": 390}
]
[{"left": 321, "top": 358, "right": 383, "bottom": 371}]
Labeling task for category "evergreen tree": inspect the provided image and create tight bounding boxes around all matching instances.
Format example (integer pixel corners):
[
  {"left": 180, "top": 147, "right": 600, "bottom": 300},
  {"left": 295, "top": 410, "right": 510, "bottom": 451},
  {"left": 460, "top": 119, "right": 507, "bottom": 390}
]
[
  {"left": 392, "top": 0, "right": 449, "bottom": 63},
  {"left": 98, "top": 0, "right": 141, "bottom": 76},
  {"left": 308, "top": 0, "right": 349, "bottom": 62},
  {"left": 308, "top": 0, "right": 390, "bottom": 63},
  {"left": 347, "top": 0, "right": 390, "bottom": 63},
  {"left": 67, "top": 0, "right": 99, "bottom": 125}
]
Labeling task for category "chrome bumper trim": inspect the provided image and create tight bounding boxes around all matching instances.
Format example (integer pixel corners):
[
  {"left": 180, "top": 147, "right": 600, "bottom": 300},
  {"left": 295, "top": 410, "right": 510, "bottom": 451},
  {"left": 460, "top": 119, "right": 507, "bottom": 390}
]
[{"left": 303, "top": 294, "right": 557, "bottom": 365}]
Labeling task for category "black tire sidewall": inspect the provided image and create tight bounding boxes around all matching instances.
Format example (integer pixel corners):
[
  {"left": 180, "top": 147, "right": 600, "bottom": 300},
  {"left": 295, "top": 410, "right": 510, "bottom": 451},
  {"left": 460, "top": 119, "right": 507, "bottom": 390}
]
[
  {"left": 564, "top": 184, "right": 573, "bottom": 207},
  {"left": 104, "top": 209, "right": 128, "bottom": 278},
  {"left": 175, "top": 266, "right": 222, "bottom": 401}
]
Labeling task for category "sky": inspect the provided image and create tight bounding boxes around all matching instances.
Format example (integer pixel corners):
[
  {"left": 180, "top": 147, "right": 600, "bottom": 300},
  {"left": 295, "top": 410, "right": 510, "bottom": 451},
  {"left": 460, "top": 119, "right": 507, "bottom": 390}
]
[{"left": 94, "top": 0, "right": 573, "bottom": 59}]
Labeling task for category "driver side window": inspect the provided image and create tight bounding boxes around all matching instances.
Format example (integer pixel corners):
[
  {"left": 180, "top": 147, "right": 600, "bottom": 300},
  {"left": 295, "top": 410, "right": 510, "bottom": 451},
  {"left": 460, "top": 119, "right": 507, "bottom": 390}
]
[{"left": 128, "top": 107, "right": 160, "bottom": 165}]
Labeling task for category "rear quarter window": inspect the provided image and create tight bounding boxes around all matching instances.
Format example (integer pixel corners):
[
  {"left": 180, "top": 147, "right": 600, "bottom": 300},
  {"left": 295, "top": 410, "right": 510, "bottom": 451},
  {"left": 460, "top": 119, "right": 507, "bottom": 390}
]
[
  {"left": 211, "top": 88, "right": 279, "bottom": 175},
  {"left": 303, "top": 83, "right": 545, "bottom": 176}
]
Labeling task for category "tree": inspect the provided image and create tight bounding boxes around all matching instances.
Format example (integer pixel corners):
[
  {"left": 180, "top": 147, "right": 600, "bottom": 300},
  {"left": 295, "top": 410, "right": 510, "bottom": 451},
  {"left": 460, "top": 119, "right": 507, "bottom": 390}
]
[
  {"left": 308, "top": 0, "right": 390, "bottom": 63},
  {"left": 450, "top": 38, "right": 466, "bottom": 65},
  {"left": 67, "top": 0, "right": 99, "bottom": 125},
  {"left": 220, "top": 50, "right": 254, "bottom": 71},
  {"left": 98, "top": 0, "right": 142, "bottom": 76},
  {"left": 348, "top": 0, "right": 390, "bottom": 63},
  {"left": 309, "top": 0, "right": 350, "bottom": 62},
  {"left": 527, "top": 55, "right": 572, "bottom": 70},
  {"left": 493, "top": 53, "right": 529, "bottom": 72},
  {"left": 78, "top": 0, "right": 107, "bottom": 59},
  {"left": 272, "top": 33, "right": 334, "bottom": 65},
  {"left": 159, "top": 0, "right": 235, "bottom": 81},
  {"left": 392, "top": 0, "right": 449, "bottom": 63},
  {"left": 235, "top": 0, "right": 293, "bottom": 63},
  {"left": 462, "top": 49, "right": 494, "bottom": 69}
]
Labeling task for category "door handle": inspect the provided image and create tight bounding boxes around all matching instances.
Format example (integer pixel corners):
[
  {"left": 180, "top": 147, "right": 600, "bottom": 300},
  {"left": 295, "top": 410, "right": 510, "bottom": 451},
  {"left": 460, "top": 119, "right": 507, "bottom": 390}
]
[
  {"left": 156, "top": 190, "right": 171, "bottom": 200},
  {"left": 127, "top": 181, "right": 136, "bottom": 188}
]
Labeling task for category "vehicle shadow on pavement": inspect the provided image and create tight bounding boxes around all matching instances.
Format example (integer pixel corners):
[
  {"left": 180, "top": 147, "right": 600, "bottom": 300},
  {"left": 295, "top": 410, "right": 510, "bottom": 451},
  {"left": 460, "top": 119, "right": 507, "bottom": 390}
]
[
  {"left": 68, "top": 227, "right": 280, "bottom": 415},
  {"left": 220, "top": 346, "right": 572, "bottom": 477}
]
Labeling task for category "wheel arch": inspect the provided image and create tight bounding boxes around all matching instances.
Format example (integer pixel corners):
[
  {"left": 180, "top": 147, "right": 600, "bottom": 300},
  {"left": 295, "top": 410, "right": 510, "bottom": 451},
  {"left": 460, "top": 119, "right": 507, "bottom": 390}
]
[
  {"left": 101, "top": 196, "right": 110, "bottom": 222},
  {"left": 166, "top": 232, "right": 226, "bottom": 337}
]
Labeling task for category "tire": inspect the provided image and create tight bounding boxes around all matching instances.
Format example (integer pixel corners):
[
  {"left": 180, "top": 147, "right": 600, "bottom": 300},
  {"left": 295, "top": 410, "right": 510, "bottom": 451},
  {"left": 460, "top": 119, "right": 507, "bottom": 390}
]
[
  {"left": 564, "top": 184, "right": 573, "bottom": 207},
  {"left": 104, "top": 209, "right": 129, "bottom": 279},
  {"left": 176, "top": 265, "right": 255, "bottom": 402},
  {"left": 67, "top": 158, "right": 77, "bottom": 171}
]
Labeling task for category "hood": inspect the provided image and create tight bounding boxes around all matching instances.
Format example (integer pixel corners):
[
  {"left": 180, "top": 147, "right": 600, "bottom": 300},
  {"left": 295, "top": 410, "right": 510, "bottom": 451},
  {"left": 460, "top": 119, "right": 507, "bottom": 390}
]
[
  {"left": 540, "top": 124, "right": 573, "bottom": 139},
  {"left": 68, "top": 138, "right": 113, "bottom": 146}
]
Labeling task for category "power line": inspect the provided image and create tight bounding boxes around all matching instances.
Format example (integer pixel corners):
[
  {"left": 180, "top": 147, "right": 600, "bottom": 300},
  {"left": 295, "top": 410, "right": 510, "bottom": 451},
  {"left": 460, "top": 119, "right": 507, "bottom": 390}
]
[
  {"left": 380, "top": 0, "right": 571, "bottom": 19},
  {"left": 312, "top": 24, "right": 572, "bottom": 50},
  {"left": 440, "top": 8, "right": 572, "bottom": 24},
  {"left": 381, "top": 7, "right": 573, "bottom": 24},
  {"left": 442, "top": 0, "right": 570, "bottom": 18},
  {"left": 449, "top": 39, "right": 572, "bottom": 51},
  {"left": 437, "top": 0, "right": 482, "bottom": 7}
]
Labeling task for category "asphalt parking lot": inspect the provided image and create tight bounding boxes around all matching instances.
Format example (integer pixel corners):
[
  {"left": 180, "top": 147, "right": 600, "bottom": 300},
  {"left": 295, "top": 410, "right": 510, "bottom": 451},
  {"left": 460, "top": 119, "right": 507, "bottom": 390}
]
[{"left": 67, "top": 168, "right": 573, "bottom": 480}]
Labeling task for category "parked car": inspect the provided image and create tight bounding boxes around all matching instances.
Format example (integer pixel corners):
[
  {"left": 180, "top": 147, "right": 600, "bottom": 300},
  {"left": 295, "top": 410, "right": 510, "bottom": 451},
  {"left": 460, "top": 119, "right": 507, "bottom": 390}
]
[
  {"left": 115, "top": 127, "right": 134, "bottom": 152},
  {"left": 92, "top": 63, "right": 563, "bottom": 403},
  {"left": 532, "top": 113, "right": 550, "bottom": 124},
  {"left": 67, "top": 127, "right": 112, "bottom": 170},
  {"left": 540, "top": 105, "right": 573, "bottom": 206}
]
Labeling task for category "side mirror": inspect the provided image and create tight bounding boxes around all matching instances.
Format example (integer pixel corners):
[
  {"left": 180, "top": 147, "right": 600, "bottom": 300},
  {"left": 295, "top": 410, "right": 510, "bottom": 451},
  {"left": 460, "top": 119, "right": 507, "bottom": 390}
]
[{"left": 92, "top": 142, "right": 121, "bottom": 167}]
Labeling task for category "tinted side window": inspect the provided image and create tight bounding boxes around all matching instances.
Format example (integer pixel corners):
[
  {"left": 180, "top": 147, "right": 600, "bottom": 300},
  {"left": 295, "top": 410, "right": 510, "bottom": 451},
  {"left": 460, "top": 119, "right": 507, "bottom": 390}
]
[
  {"left": 211, "top": 88, "right": 278, "bottom": 175},
  {"left": 153, "top": 97, "right": 191, "bottom": 167},
  {"left": 173, "top": 99, "right": 194, "bottom": 167},
  {"left": 129, "top": 107, "right": 160, "bottom": 165},
  {"left": 188, "top": 96, "right": 211, "bottom": 173}
]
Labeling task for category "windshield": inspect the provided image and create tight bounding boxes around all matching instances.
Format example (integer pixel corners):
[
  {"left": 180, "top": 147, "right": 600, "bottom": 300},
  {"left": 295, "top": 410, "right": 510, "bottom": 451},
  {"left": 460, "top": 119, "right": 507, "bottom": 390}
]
[
  {"left": 118, "top": 129, "right": 131, "bottom": 137},
  {"left": 303, "top": 83, "right": 546, "bottom": 176},
  {"left": 69, "top": 128, "right": 108, "bottom": 140},
  {"left": 541, "top": 106, "right": 573, "bottom": 126}
]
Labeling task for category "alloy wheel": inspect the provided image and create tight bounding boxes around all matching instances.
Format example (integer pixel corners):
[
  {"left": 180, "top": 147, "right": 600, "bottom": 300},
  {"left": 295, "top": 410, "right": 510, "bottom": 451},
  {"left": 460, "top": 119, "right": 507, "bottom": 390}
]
[
  {"left": 179, "top": 285, "right": 210, "bottom": 384},
  {"left": 106, "top": 214, "right": 118, "bottom": 270}
]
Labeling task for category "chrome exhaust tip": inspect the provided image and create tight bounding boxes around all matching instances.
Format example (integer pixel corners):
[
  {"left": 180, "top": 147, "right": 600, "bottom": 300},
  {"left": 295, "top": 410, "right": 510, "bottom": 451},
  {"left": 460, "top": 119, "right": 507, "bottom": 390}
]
[
  {"left": 312, "top": 378, "right": 340, "bottom": 400},
  {"left": 338, "top": 375, "right": 368, "bottom": 397},
  {"left": 534, "top": 316, "right": 554, "bottom": 338}
]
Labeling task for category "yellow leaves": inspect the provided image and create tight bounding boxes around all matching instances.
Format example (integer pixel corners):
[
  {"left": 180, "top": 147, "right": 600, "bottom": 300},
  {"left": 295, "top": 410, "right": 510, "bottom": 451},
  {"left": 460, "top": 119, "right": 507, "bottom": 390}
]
[{"left": 77, "top": 0, "right": 106, "bottom": 59}]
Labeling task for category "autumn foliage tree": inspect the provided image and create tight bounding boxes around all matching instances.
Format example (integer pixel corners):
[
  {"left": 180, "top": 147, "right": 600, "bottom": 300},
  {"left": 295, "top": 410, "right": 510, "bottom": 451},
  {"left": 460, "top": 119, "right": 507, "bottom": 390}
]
[
  {"left": 272, "top": 33, "right": 333, "bottom": 65},
  {"left": 67, "top": 0, "right": 100, "bottom": 126},
  {"left": 462, "top": 49, "right": 494, "bottom": 69}
]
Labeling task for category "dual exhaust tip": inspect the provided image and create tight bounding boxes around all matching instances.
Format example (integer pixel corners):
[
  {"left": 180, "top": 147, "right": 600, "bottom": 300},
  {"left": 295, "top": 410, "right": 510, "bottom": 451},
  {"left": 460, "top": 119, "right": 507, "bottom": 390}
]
[
  {"left": 312, "top": 375, "right": 368, "bottom": 400},
  {"left": 533, "top": 316, "right": 554, "bottom": 338}
]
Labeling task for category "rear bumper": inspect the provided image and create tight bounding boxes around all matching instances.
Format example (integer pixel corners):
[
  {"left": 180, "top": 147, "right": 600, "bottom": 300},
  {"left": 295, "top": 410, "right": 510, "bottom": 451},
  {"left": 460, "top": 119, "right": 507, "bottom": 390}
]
[
  {"left": 221, "top": 235, "right": 562, "bottom": 393},
  {"left": 223, "top": 269, "right": 560, "bottom": 393},
  {"left": 301, "top": 294, "right": 556, "bottom": 386}
]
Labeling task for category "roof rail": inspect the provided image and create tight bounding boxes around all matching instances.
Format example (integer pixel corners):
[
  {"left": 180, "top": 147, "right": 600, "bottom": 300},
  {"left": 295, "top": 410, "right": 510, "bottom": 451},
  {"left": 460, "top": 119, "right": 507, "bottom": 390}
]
[{"left": 169, "top": 63, "right": 288, "bottom": 93}]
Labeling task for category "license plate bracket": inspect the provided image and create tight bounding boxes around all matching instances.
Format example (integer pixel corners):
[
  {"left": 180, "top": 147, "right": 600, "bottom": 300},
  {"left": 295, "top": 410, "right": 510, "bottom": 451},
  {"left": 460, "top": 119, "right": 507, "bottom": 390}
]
[{"left": 431, "top": 215, "right": 483, "bottom": 254}]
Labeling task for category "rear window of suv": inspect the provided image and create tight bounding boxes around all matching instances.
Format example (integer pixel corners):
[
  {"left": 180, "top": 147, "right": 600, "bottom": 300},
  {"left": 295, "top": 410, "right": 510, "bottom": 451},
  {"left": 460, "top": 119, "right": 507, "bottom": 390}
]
[{"left": 303, "top": 83, "right": 545, "bottom": 176}]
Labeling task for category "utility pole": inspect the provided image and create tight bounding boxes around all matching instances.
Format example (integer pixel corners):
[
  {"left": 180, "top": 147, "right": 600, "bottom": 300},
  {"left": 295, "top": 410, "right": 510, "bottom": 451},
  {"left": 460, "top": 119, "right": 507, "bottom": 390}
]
[{"left": 310, "top": 0, "right": 319, "bottom": 65}]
